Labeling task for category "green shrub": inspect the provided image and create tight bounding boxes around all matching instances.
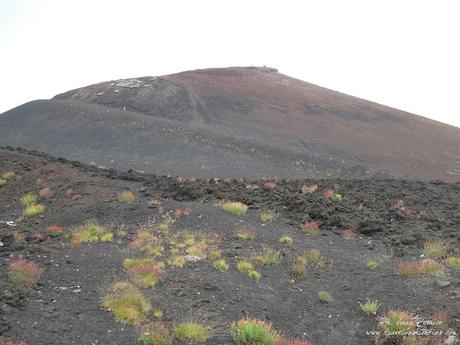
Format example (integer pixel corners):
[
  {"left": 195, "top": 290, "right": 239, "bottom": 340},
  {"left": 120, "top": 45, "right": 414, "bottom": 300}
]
[
  {"left": 279, "top": 235, "right": 293, "bottom": 246},
  {"left": 291, "top": 256, "right": 307, "bottom": 279},
  {"left": 71, "top": 222, "right": 112, "bottom": 246},
  {"left": 103, "top": 282, "right": 150, "bottom": 325},
  {"left": 174, "top": 322, "right": 210, "bottom": 343},
  {"left": 423, "top": 241, "right": 446, "bottom": 258},
  {"left": 21, "top": 193, "right": 37, "bottom": 207},
  {"left": 248, "top": 271, "right": 261, "bottom": 281},
  {"left": 446, "top": 256, "right": 460, "bottom": 270},
  {"left": 253, "top": 248, "right": 281, "bottom": 266},
  {"left": 223, "top": 202, "right": 248, "bottom": 216},
  {"left": 212, "top": 259, "right": 229, "bottom": 272},
  {"left": 378, "top": 310, "right": 415, "bottom": 341},
  {"left": 237, "top": 261, "right": 253, "bottom": 273},
  {"left": 2, "top": 171, "right": 15, "bottom": 180},
  {"left": 318, "top": 291, "right": 333, "bottom": 303},
  {"left": 231, "top": 318, "right": 279, "bottom": 345},
  {"left": 260, "top": 212, "right": 274, "bottom": 223},
  {"left": 359, "top": 298, "right": 381, "bottom": 316},
  {"left": 119, "top": 191, "right": 135, "bottom": 204},
  {"left": 236, "top": 228, "right": 256, "bottom": 240},
  {"left": 0, "top": 179, "right": 7, "bottom": 187},
  {"left": 367, "top": 260, "right": 379, "bottom": 270},
  {"left": 25, "top": 204, "right": 45, "bottom": 218},
  {"left": 138, "top": 321, "right": 172, "bottom": 345},
  {"left": 8, "top": 259, "right": 44, "bottom": 287},
  {"left": 305, "top": 249, "right": 324, "bottom": 267}
]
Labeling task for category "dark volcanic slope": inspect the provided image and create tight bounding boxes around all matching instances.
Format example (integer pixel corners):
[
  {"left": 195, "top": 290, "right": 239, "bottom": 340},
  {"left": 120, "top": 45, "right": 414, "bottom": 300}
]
[{"left": 1, "top": 67, "right": 459, "bottom": 180}]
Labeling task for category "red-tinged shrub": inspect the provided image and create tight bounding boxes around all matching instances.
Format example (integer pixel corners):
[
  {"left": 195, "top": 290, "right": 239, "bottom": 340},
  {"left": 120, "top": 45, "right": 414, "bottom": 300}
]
[
  {"left": 246, "top": 183, "right": 260, "bottom": 191},
  {"left": 8, "top": 259, "right": 44, "bottom": 287},
  {"left": 174, "top": 208, "right": 184, "bottom": 219},
  {"left": 275, "top": 337, "right": 313, "bottom": 345},
  {"left": 396, "top": 262, "right": 420, "bottom": 277},
  {"left": 125, "top": 259, "right": 165, "bottom": 288},
  {"left": 0, "top": 337, "right": 28, "bottom": 345},
  {"left": 31, "top": 232, "right": 45, "bottom": 241},
  {"left": 301, "top": 184, "right": 317, "bottom": 194},
  {"left": 300, "top": 221, "right": 320, "bottom": 235},
  {"left": 431, "top": 310, "right": 449, "bottom": 331},
  {"left": 39, "top": 187, "right": 54, "bottom": 199},
  {"left": 265, "top": 181, "right": 277, "bottom": 189},
  {"left": 47, "top": 225, "right": 63, "bottom": 235},
  {"left": 342, "top": 229, "right": 357, "bottom": 240},
  {"left": 322, "top": 189, "right": 334, "bottom": 198},
  {"left": 391, "top": 200, "right": 412, "bottom": 215}
]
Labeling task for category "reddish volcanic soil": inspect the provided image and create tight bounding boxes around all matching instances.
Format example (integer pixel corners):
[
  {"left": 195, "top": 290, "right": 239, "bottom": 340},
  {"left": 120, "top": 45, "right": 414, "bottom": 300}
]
[{"left": 1, "top": 67, "right": 459, "bottom": 181}]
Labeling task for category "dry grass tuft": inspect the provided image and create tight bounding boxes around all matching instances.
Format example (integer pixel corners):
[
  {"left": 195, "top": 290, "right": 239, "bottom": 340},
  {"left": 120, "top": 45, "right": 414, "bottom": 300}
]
[
  {"left": 300, "top": 221, "right": 319, "bottom": 236},
  {"left": 119, "top": 191, "right": 135, "bottom": 204},
  {"left": 138, "top": 321, "right": 172, "bottom": 345},
  {"left": 39, "top": 187, "right": 54, "bottom": 199}
]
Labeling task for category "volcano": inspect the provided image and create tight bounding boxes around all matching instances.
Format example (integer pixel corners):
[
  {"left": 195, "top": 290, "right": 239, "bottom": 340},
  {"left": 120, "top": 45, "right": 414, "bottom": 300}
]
[{"left": 1, "top": 66, "right": 459, "bottom": 181}]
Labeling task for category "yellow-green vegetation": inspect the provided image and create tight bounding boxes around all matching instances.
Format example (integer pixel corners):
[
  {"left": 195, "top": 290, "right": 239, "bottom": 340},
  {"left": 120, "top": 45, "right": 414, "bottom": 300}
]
[
  {"left": 331, "top": 192, "right": 343, "bottom": 201},
  {"left": 418, "top": 259, "right": 445, "bottom": 275},
  {"left": 119, "top": 191, "right": 135, "bottom": 204},
  {"left": 139, "top": 321, "right": 172, "bottom": 345},
  {"left": 252, "top": 247, "right": 281, "bottom": 266},
  {"left": 396, "top": 259, "right": 445, "bottom": 277},
  {"left": 153, "top": 309, "right": 164, "bottom": 318},
  {"left": 25, "top": 204, "right": 45, "bottom": 218},
  {"left": 174, "top": 322, "right": 211, "bottom": 343},
  {"left": 291, "top": 256, "right": 308, "bottom": 279},
  {"left": 129, "top": 230, "right": 164, "bottom": 256},
  {"left": 167, "top": 255, "right": 186, "bottom": 268},
  {"left": 222, "top": 201, "right": 248, "bottom": 216},
  {"left": 446, "top": 256, "right": 460, "bottom": 270},
  {"left": 359, "top": 298, "right": 381, "bottom": 316},
  {"left": 423, "top": 241, "right": 446, "bottom": 258},
  {"left": 157, "top": 213, "right": 175, "bottom": 234},
  {"left": 231, "top": 318, "right": 279, "bottom": 345},
  {"left": 305, "top": 249, "right": 325, "bottom": 267},
  {"left": 212, "top": 259, "right": 229, "bottom": 272},
  {"left": 378, "top": 310, "right": 416, "bottom": 341},
  {"left": 2, "top": 171, "right": 15, "bottom": 180},
  {"left": 235, "top": 228, "right": 256, "bottom": 240},
  {"left": 101, "top": 232, "right": 114, "bottom": 242},
  {"left": 123, "top": 258, "right": 164, "bottom": 288},
  {"left": 237, "top": 261, "right": 253, "bottom": 273},
  {"left": 367, "top": 259, "right": 379, "bottom": 270},
  {"left": 168, "top": 231, "right": 220, "bottom": 262},
  {"left": 248, "top": 270, "right": 261, "bottom": 281},
  {"left": 71, "top": 222, "right": 113, "bottom": 246},
  {"left": 117, "top": 229, "right": 127, "bottom": 237},
  {"left": 318, "top": 291, "right": 333, "bottom": 303},
  {"left": 279, "top": 235, "right": 293, "bottom": 246},
  {"left": 0, "top": 179, "right": 7, "bottom": 187},
  {"left": 103, "top": 281, "right": 151, "bottom": 325},
  {"left": 21, "top": 193, "right": 38, "bottom": 207},
  {"left": 260, "top": 212, "right": 274, "bottom": 223}
]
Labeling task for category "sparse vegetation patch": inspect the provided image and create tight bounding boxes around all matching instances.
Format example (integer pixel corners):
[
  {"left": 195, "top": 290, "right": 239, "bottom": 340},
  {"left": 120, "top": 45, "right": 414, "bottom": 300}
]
[
  {"left": 8, "top": 259, "right": 44, "bottom": 287},
  {"left": 103, "top": 281, "right": 151, "bottom": 325},
  {"left": 138, "top": 321, "right": 172, "bottom": 345},
  {"left": 119, "top": 191, "right": 135, "bottom": 204},
  {"left": 222, "top": 201, "right": 248, "bottom": 216},
  {"left": 174, "top": 322, "right": 210, "bottom": 343},
  {"left": 231, "top": 318, "right": 279, "bottom": 345}
]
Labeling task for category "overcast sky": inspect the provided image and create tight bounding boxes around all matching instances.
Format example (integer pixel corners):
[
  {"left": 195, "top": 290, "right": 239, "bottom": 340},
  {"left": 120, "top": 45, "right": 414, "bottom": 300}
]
[{"left": 1, "top": 0, "right": 459, "bottom": 128}]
